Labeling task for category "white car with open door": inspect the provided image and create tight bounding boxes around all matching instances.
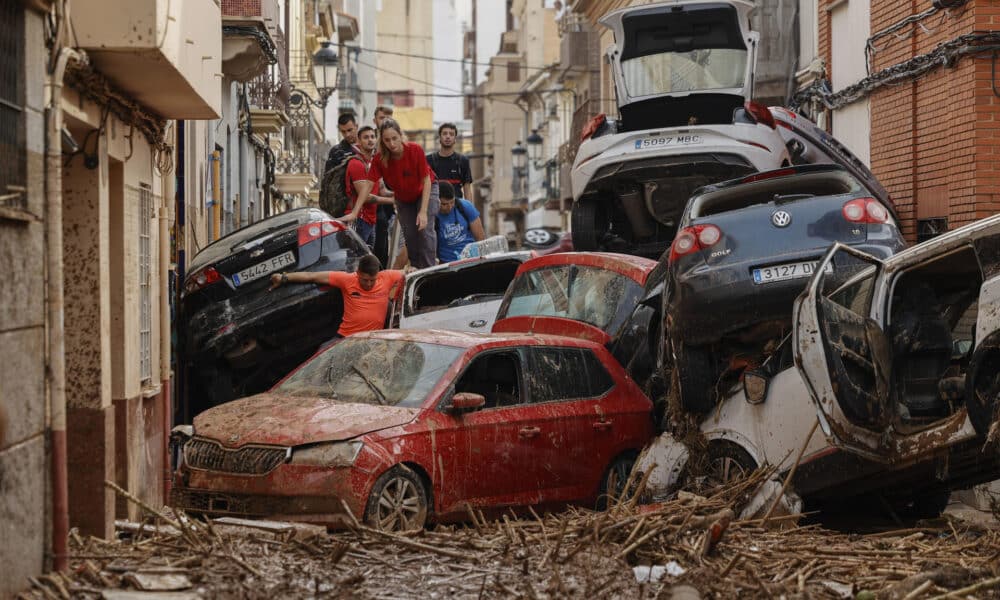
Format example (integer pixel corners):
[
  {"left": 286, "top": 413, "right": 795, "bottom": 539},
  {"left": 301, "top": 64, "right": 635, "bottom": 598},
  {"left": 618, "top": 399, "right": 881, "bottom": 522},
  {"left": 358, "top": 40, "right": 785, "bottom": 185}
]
[
  {"left": 570, "top": 0, "right": 791, "bottom": 258},
  {"left": 638, "top": 213, "right": 1000, "bottom": 518}
]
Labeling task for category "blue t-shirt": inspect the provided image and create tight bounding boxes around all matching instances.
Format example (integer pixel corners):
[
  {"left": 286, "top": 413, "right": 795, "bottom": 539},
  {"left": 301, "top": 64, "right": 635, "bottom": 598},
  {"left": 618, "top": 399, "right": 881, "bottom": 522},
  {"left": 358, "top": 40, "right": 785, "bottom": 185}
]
[{"left": 436, "top": 199, "right": 480, "bottom": 262}]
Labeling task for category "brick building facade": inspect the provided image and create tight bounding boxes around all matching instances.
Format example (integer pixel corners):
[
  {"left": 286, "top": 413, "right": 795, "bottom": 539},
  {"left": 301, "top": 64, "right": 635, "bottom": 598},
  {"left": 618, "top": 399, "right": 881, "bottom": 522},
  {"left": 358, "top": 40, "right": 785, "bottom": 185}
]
[{"left": 816, "top": 0, "right": 999, "bottom": 242}]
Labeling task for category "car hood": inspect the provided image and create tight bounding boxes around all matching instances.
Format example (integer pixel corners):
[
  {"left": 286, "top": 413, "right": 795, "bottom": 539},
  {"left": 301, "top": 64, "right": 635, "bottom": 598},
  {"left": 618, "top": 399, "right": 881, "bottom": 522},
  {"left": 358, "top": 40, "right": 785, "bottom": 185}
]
[
  {"left": 192, "top": 393, "right": 420, "bottom": 447},
  {"left": 601, "top": 0, "right": 757, "bottom": 107}
]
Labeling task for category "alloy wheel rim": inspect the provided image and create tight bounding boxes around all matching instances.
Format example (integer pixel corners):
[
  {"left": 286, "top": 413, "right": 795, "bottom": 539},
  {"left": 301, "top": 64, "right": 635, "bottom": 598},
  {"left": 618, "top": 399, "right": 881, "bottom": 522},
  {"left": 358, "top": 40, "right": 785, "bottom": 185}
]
[
  {"left": 525, "top": 229, "right": 552, "bottom": 244},
  {"left": 375, "top": 477, "right": 423, "bottom": 531}
]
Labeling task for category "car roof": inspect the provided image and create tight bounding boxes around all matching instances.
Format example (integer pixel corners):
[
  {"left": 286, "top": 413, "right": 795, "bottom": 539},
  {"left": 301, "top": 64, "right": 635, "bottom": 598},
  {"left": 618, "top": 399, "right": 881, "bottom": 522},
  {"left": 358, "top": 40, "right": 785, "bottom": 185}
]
[
  {"left": 515, "top": 252, "right": 657, "bottom": 284},
  {"left": 353, "top": 328, "right": 604, "bottom": 351}
]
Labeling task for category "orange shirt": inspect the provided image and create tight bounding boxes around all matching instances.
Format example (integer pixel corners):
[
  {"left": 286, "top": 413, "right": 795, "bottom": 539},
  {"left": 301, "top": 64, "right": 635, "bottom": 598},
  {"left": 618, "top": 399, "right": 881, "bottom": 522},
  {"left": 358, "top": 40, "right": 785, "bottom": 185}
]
[{"left": 327, "top": 270, "right": 405, "bottom": 336}]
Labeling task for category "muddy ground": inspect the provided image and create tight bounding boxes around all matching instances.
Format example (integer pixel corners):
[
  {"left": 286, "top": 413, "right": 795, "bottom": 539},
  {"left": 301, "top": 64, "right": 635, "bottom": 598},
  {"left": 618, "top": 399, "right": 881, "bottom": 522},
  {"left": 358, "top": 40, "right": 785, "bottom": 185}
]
[{"left": 19, "top": 474, "right": 1000, "bottom": 599}]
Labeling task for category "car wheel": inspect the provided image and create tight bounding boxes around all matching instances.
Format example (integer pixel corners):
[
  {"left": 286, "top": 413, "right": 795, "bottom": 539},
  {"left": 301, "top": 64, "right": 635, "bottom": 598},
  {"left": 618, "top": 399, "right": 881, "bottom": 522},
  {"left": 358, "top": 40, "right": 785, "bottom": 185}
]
[
  {"left": 571, "top": 198, "right": 608, "bottom": 251},
  {"left": 675, "top": 342, "right": 717, "bottom": 413},
  {"left": 523, "top": 228, "right": 558, "bottom": 248},
  {"left": 597, "top": 453, "right": 637, "bottom": 510},
  {"left": 364, "top": 466, "right": 429, "bottom": 532},
  {"left": 706, "top": 442, "right": 758, "bottom": 486}
]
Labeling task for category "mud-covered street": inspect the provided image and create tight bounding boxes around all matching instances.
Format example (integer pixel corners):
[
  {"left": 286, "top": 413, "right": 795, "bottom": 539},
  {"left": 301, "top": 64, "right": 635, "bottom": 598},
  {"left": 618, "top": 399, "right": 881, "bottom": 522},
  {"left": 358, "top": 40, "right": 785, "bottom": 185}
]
[{"left": 19, "top": 474, "right": 1000, "bottom": 600}]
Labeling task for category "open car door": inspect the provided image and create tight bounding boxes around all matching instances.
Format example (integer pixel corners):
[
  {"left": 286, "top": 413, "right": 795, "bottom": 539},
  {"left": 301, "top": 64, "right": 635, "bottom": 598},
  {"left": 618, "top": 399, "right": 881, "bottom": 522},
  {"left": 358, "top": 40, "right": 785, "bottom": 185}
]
[
  {"left": 793, "top": 245, "right": 892, "bottom": 462},
  {"left": 795, "top": 214, "right": 1000, "bottom": 462}
]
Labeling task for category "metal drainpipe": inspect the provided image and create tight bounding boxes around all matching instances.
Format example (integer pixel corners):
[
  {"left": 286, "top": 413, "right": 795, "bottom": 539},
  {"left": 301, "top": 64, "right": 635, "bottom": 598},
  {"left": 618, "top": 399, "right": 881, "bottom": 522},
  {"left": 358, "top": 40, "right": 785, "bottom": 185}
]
[
  {"left": 239, "top": 129, "right": 248, "bottom": 228},
  {"left": 46, "top": 43, "right": 80, "bottom": 572},
  {"left": 160, "top": 127, "right": 175, "bottom": 503}
]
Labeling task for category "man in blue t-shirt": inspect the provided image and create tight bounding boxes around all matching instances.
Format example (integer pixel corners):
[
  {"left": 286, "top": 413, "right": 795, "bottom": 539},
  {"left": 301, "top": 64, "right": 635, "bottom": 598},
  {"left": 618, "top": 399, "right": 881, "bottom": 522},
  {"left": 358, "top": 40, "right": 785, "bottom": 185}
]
[{"left": 435, "top": 182, "right": 486, "bottom": 262}]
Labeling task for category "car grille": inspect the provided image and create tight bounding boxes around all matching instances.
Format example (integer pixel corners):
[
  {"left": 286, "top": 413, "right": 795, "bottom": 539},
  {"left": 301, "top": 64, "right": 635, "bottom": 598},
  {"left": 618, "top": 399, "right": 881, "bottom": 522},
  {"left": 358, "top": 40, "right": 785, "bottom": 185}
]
[{"left": 183, "top": 437, "right": 289, "bottom": 475}]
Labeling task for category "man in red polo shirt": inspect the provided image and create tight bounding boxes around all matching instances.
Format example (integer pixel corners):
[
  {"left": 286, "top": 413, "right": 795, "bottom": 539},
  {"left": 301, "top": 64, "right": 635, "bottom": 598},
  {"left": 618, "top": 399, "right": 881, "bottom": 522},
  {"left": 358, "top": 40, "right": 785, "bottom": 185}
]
[
  {"left": 268, "top": 254, "right": 404, "bottom": 337},
  {"left": 338, "top": 126, "right": 391, "bottom": 249}
]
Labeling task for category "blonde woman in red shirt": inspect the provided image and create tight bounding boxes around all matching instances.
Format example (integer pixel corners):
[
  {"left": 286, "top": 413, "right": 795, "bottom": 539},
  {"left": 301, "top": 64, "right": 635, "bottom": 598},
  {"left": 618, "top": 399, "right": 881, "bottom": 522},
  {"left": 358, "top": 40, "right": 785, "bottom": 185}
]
[{"left": 368, "top": 119, "right": 439, "bottom": 268}]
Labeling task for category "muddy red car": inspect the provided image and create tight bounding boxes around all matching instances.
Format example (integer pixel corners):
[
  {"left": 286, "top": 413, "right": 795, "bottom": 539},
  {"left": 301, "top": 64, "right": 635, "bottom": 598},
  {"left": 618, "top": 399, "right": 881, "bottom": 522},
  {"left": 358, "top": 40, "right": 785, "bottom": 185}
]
[{"left": 170, "top": 329, "right": 654, "bottom": 531}]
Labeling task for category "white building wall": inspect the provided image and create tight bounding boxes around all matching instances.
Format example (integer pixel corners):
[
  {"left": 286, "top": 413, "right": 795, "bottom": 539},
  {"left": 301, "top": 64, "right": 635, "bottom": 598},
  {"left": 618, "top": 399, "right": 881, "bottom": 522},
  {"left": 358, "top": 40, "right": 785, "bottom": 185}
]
[
  {"left": 830, "top": 0, "right": 871, "bottom": 166},
  {"left": 433, "top": 0, "right": 464, "bottom": 122}
]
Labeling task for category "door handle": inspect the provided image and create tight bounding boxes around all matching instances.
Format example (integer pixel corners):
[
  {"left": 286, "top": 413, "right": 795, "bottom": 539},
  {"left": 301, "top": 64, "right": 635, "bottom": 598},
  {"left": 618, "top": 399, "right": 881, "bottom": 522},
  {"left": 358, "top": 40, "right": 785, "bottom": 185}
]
[
  {"left": 592, "top": 420, "right": 613, "bottom": 431},
  {"left": 519, "top": 426, "right": 541, "bottom": 439}
]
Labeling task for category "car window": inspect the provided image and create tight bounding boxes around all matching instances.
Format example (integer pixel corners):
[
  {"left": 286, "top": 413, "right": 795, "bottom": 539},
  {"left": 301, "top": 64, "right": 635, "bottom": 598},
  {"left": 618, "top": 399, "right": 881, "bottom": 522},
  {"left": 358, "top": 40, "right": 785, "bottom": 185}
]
[
  {"left": 622, "top": 48, "right": 747, "bottom": 97},
  {"left": 275, "top": 338, "right": 463, "bottom": 408},
  {"left": 406, "top": 259, "right": 522, "bottom": 316},
  {"left": 188, "top": 208, "right": 324, "bottom": 273},
  {"left": 323, "top": 231, "right": 370, "bottom": 272},
  {"left": 453, "top": 351, "right": 523, "bottom": 410},
  {"left": 825, "top": 265, "right": 877, "bottom": 316},
  {"left": 499, "top": 265, "right": 643, "bottom": 333},
  {"left": 525, "top": 347, "right": 614, "bottom": 403},
  {"left": 692, "top": 172, "right": 859, "bottom": 218}
]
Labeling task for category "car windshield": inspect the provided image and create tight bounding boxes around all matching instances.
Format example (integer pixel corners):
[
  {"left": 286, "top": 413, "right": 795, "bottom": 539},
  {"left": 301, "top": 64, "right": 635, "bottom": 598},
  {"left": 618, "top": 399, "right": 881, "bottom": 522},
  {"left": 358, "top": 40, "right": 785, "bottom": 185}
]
[
  {"left": 622, "top": 48, "right": 747, "bottom": 97},
  {"left": 275, "top": 338, "right": 463, "bottom": 408},
  {"left": 499, "top": 265, "right": 643, "bottom": 333}
]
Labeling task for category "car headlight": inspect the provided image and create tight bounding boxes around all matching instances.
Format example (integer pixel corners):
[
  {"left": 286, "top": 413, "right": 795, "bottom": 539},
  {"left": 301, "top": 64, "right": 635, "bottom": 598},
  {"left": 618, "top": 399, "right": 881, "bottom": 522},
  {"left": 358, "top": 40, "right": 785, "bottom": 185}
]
[{"left": 289, "top": 441, "right": 363, "bottom": 467}]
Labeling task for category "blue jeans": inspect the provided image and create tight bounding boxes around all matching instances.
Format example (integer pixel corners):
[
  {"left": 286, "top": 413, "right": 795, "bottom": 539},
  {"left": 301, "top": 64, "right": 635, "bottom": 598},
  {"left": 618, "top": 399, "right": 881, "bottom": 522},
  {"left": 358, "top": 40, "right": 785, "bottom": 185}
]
[{"left": 353, "top": 219, "right": 376, "bottom": 249}]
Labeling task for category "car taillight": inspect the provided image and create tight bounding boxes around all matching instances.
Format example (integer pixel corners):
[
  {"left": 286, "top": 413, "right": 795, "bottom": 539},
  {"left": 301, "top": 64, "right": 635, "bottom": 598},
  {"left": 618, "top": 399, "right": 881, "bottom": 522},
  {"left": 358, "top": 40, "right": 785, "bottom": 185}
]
[
  {"left": 740, "top": 168, "right": 797, "bottom": 184},
  {"left": 842, "top": 198, "right": 890, "bottom": 224},
  {"left": 184, "top": 266, "right": 221, "bottom": 294},
  {"left": 580, "top": 113, "right": 607, "bottom": 142},
  {"left": 670, "top": 225, "right": 722, "bottom": 262},
  {"left": 298, "top": 220, "right": 345, "bottom": 246},
  {"left": 745, "top": 101, "right": 777, "bottom": 129}
]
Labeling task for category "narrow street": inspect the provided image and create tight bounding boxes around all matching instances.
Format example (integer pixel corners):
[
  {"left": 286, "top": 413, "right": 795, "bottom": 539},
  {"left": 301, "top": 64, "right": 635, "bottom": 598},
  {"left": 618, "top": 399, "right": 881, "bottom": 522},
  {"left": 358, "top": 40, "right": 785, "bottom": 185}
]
[{"left": 5, "top": 0, "right": 1000, "bottom": 598}]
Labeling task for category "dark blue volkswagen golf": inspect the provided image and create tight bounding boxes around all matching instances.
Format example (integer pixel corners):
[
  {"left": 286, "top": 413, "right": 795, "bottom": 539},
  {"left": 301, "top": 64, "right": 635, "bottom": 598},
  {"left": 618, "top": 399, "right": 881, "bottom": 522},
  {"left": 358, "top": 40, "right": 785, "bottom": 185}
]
[{"left": 664, "top": 164, "right": 906, "bottom": 412}]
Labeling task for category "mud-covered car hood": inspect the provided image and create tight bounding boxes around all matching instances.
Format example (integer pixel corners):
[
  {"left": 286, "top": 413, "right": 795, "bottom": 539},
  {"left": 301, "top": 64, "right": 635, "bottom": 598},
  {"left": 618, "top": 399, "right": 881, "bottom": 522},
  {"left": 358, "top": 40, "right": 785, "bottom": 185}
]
[{"left": 193, "top": 393, "right": 420, "bottom": 447}]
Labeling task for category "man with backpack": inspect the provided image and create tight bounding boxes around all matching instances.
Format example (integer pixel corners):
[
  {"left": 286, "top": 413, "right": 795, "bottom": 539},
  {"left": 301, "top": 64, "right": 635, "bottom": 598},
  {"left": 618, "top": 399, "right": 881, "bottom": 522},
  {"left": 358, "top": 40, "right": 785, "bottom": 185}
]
[
  {"left": 435, "top": 182, "right": 485, "bottom": 263},
  {"left": 338, "top": 126, "right": 390, "bottom": 248},
  {"left": 426, "top": 123, "right": 473, "bottom": 200},
  {"left": 324, "top": 113, "right": 360, "bottom": 174}
]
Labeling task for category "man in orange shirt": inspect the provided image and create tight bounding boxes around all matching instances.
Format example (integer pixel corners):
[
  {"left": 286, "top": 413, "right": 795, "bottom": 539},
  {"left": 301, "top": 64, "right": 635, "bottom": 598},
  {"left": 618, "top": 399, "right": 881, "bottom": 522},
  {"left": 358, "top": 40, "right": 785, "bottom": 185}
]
[{"left": 268, "top": 254, "right": 404, "bottom": 337}]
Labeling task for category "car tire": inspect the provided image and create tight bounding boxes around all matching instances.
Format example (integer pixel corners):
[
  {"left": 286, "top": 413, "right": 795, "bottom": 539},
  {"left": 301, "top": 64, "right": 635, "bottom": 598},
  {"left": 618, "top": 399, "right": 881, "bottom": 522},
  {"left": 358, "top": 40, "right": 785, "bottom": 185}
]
[
  {"left": 523, "top": 228, "right": 558, "bottom": 248},
  {"left": 706, "top": 442, "right": 758, "bottom": 486},
  {"left": 571, "top": 198, "right": 607, "bottom": 251},
  {"left": 675, "top": 342, "right": 717, "bottom": 414},
  {"left": 597, "top": 452, "right": 637, "bottom": 510},
  {"left": 364, "top": 466, "right": 430, "bottom": 532}
]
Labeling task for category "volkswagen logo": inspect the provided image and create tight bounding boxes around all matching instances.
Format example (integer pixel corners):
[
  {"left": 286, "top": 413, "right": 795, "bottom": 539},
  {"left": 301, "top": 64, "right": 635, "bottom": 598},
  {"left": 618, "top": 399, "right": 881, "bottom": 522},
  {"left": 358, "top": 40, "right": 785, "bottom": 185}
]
[{"left": 771, "top": 210, "right": 792, "bottom": 228}]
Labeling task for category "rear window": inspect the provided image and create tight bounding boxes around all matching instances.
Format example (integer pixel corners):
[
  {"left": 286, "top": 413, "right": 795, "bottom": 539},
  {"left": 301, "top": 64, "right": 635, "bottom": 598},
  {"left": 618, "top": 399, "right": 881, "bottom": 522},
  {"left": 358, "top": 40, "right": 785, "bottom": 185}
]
[
  {"left": 406, "top": 259, "right": 523, "bottom": 316},
  {"left": 188, "top": 208, "right": 327, "bottom": 272},
  {"left": 691, "top": 171, "right": 861, "bottom": 218}
]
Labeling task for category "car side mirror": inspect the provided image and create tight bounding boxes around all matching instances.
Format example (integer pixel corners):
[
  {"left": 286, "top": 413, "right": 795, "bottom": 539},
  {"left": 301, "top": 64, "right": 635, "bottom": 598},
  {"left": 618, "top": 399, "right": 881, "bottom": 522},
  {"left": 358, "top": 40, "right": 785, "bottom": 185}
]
[
  {"left": 743, "top": 370, "right": 769, "bottom": 405},
  {"left": 449, "top": 392, "right": 486, "bottom": 412}
]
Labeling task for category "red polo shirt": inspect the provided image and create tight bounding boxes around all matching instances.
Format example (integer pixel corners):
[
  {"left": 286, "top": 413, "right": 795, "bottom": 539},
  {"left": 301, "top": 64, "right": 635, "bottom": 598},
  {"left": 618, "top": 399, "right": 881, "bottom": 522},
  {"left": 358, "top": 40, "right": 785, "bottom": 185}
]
[
  {"left": 369, "top": 142, "right": 436, "bottom": 203},
  {"left": 344, "top": 157, "right": 377, "bottom": 225}
]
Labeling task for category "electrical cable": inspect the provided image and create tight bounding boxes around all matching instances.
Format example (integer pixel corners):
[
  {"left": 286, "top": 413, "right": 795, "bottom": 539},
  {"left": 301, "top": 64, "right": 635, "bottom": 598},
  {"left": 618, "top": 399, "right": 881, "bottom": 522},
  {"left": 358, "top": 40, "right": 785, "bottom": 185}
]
[
  {"left": 794, "top": 31, "right": 1000, "bottom": 112},
  {"left": 348, "top": 43, "right": 598, "bottom": 74}
]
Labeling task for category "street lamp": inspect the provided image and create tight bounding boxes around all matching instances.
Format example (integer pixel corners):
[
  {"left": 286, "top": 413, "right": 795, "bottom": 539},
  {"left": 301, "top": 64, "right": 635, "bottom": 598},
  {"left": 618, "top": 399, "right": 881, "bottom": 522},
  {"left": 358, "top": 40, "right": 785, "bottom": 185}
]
[
  {"left": 526, "top": 129, "right": 544, "bottom": 167},
  {"left": 290, "top": 41, "right": 341, "bottom": 109},
  {"left": 511, "top": 141, "right": 528, "bottom": 171}
]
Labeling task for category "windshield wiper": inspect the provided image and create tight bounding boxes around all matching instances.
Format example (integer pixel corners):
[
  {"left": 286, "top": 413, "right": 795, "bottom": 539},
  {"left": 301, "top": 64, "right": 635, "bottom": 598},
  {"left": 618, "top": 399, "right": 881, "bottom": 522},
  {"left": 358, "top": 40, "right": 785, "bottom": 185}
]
[{"left": 351, "top": 364, "right": 387, "bottom": 405}]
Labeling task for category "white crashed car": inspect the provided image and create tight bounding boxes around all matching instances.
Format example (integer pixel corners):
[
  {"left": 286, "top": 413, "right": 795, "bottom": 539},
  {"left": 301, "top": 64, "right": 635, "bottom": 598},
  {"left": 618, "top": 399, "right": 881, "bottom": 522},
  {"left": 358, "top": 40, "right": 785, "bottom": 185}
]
[
  {"left": 571, "top": 0, "right": 791, "bottom": 257},
  {"left": 638, "top": 213, "right": 1000, "bottom": 518},
  {"left": 391, "top": 250, "right": 532, "bottom": 332}
]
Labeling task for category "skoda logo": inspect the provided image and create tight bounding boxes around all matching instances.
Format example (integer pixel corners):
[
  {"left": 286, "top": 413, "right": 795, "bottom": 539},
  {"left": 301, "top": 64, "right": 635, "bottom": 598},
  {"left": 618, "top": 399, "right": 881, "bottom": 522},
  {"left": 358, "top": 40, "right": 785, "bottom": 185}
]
[{"left": 771, "top": 210, "right": 792, "bottom": 228}]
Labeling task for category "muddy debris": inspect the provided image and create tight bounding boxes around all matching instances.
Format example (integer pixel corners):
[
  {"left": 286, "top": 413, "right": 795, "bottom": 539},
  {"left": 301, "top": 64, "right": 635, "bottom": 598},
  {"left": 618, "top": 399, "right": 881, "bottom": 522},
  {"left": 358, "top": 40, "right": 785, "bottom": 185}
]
[{"left": 19, "top": 472, "right": 1000, "bottom": 599}]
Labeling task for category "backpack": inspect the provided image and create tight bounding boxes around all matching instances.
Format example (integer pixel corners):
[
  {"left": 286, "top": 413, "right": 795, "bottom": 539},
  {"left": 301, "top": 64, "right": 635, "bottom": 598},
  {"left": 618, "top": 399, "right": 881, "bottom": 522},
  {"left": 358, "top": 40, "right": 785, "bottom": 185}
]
[{"left": 319, "top": 153, "right": 357, "bottom": 218}]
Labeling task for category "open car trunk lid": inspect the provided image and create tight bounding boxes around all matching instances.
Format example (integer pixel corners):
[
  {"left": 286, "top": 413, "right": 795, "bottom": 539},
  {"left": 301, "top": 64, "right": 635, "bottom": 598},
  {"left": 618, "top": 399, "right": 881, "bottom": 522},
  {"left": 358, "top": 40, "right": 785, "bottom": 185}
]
[{"left": 602, "top": 0, "right": 757, "bottom": 111}]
